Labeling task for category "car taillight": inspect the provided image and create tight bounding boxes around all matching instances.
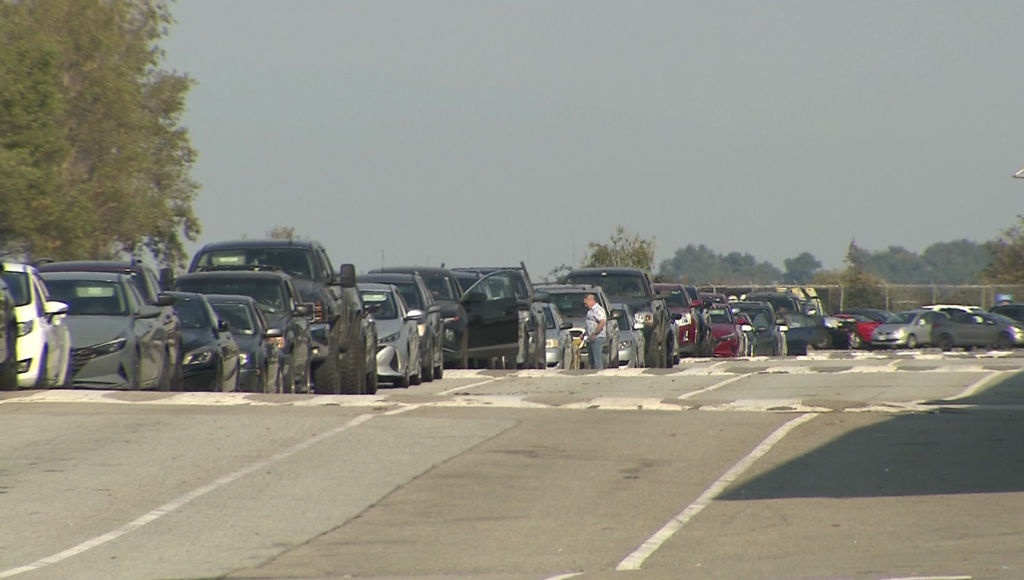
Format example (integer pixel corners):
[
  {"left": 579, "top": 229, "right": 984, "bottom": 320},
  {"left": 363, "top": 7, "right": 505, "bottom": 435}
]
[{"left": 313, "top": 301, "right": 325, "bottom": 323}]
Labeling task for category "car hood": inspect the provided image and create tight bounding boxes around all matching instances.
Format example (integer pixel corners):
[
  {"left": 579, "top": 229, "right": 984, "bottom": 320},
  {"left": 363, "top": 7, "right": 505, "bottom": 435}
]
[
  {"left": 561, "top": 315, "right": 587, "bottom": 330},
  {"left": 373, "top": 318, "right": 405, "bottom": 339},
  {"left": 711, "top": 323, "right": 737, "bottom": 337},
  {"left": 181, "top": 328, "right": 218, "bottom": 353},
  {"left": 610, "top": 296, "right": 650, "bottom": 312},
  {"left": 65, "top": 316, "right": 132, "bottom": 349}
]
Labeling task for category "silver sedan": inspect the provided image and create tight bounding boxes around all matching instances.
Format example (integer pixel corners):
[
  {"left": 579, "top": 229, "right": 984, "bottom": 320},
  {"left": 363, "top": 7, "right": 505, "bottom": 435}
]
[{"left": 359, "top": 283, "right": 422, "bottom": 388}]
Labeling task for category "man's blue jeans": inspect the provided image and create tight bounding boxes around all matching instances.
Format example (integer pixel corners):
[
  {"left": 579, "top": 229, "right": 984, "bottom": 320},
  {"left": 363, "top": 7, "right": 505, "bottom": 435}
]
[{"left": 588, "top": 336, "right": 605, "bottom": 370}]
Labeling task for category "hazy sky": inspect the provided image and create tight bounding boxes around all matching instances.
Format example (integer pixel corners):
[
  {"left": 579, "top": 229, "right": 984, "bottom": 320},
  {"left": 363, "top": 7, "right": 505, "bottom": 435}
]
[{"left": 163, "top": 1, "right": 1024, "bottom": 277}]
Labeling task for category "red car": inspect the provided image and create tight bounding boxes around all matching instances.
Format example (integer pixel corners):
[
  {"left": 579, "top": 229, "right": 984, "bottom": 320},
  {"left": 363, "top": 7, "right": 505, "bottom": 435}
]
[
  {"left": 653, "top": 283, "right": 710, "bottom": 357},
  {"left": 707, "top": 304, "right": 745, "bottom": 357},
  {"left": 834, "top": 312, "right": 884, "bottom": 349}
]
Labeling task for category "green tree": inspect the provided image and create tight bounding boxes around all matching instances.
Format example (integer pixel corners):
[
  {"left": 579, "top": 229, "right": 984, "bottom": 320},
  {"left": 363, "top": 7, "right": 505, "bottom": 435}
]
[
  {"left": 267, "top": 226, "right": 298, "bottom": 241},
  {"left": 782, "top": 252, "right": 822, "bottom": 285},
  {"left": 815, "top": 240, "right": 885, "bottom": 309},
  {"left": 0, "top": 0, "right": 199, "bottom": 266},
  {"left": 582, "top": 226, "right": 655, "bottom": 272},
  {"left": 981, "top": 218, "right": 1024, "bottom": 284},
  {"left": 657, "top": 244, "right": 783, "bottom": 285}
]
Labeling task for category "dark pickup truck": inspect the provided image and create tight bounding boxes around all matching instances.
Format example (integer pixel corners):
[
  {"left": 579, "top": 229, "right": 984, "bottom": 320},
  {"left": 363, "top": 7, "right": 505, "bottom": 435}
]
[{"left": 563, "top": 268, "right": 675, "bottom": 368}]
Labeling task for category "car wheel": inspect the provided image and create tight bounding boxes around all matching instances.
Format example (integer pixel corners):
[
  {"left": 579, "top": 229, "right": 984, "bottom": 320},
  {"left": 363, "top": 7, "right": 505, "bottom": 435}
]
[
  {"left": 938, "top": 334, "right": 955, "bottom": 352},
  {"left": 34, "top": 347, "right": 50, "bottom": 389},
  {"left": 849, "top": 333, "right": 863, "bottom": 350},
  {"left": 906, "top": 334, "right": 918, "bottom": 350},
  {"left": 366, "top": 360, "right": 379, "bottom": 395},
  {"left": 410, "top": 368, "right": 422, "bottom": 386},
  {"left": 421, "top": 344, "right": 435, "bottom": 382},
  {"left": 314, "top": 343, "right": 341, "bottom": 394},
  {"left": 995, "top": 332, "right": 1014, "bottom": 351},
  {"left": 339, "top": 346, "right": 366, "bottom": 395}
]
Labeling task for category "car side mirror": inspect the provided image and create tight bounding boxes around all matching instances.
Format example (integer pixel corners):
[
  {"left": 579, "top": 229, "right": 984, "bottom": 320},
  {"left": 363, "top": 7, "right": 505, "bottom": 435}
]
[
  {"left": 338, "top": 264, "right": 357, "bottom": 288},
  {"left": 559, "top": 321, "right": 573, "bottom": 330},
  {"left": 427, "top": 305, "right": 441, "bottom": 314},
  {"left": 266, "top": 328, "right": 283, "bottom": 339},
  {"left": 330, "top": 274, "right": 343, "bottom": 286},
  {"left": 741, "top": 324, "right": 753, "bottom": 332},
  {"left": 294, "top": 304, "right": 312, "bottom": 317},
  {"left": 462, "top": 291, "right": 486, "bottom": 304},
  {"left": 156, "top": 294, "right": 176, "bottom": 307},
  {"left": 44, "top": 301, "right": 68, "bottom": 316},
  {"left": 137, "top": 305, "right": 161, "bottom": 319},
  {"left": 690, "top": 299, "right": 703, "bottom": 309},
  {"left": 217, "top": 319, "right": 230, "bottom": 332},
  {"left": 406, "top": 309, "right": 424, "bottom": 320}
]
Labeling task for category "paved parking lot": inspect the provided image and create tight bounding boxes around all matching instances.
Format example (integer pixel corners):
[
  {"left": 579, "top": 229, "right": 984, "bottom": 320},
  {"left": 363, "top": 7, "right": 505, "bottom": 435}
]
[{"left": 2, "top": 353, "right": 1024, "bottom": 580}]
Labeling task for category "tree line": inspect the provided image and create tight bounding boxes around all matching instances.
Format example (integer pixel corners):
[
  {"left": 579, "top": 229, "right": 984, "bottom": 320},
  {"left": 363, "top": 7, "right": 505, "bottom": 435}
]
[
  {"left": 0, "top": 0, "right": 198, "bottom": 266},
  {"left": 574, "top": 223, "right": 1024, "bottom": 286}
]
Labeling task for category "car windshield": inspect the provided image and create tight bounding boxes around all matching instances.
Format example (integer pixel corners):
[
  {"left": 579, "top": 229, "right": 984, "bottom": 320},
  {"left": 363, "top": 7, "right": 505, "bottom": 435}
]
[
  {"left": 749, "top": 295, "right": 799, "bottom": 314},
  {"left": 210, "top": 303, "right": 256, "bottom": 335},
  {"left": 566, "top": 275, "right": 646, "bottom": 298},
  {"left": 662, "top": 290, "right": 691, "bottom": 307},
  {"left": 361, "top": 291, "right": 399, "bottom": 320},
  {"left": 421, "top": 274, "right": 457, "bottom": 301},
  {"left": 887, "top": 311, "right": 918, "bottom": 324},
  {"left": 173, "top": 297, "right": 211, "bottom": 329},
  {"left": 44, "top": 280, "right": 127, "bottom": 316},
  {"left": 549, "top": 292, "right": 588, "bottom": 318},
  {"left": 196, "top": 248, "right": 315, "bottom": 280},
  {"left": 709, "top": 308, "right": 734, "bottom": 324},
  {"left": 176, "top": 278, "right": 287, "bottom": 314},
  {"left": 0, "top": 271, "right": 30, "bottom": 306}
]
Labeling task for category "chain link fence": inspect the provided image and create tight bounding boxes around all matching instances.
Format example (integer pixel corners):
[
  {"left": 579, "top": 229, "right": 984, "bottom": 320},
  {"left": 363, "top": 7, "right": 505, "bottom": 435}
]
[{"left": 696, "top": 284, "right": 1024, "bottom": 314}]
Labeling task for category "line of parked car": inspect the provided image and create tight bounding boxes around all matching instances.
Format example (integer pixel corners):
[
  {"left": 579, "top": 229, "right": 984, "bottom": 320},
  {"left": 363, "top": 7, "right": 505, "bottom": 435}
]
[{"left": 3, "top": 246, "right": 1023, "bottom": 392}]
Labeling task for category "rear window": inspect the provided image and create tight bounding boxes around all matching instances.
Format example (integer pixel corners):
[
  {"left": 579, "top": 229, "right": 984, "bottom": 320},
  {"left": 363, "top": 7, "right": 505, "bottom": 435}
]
[
  {"left": 195, "top": 248, "right": 316, "bottom": 280},
  {"left": 176, "top": 278, "right": 287, "bottom": 315}
]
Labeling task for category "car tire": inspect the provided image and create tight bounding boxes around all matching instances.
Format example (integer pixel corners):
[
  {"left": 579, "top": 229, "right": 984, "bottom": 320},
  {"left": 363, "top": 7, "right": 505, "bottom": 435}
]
[
  {"left": 995, "top": 333, "right": 1013, "bottom": 351},
  {"left": 366, "top": 362, "right": 378, "bottom": 395},
  {"left": 313, "top": 344, "right": 341, "bottom": 394},
  {"left": 849, "top": 333, "right": 863, "bottom": 350},
  {"left": 421, "top": 343, "right": 435, "bottom": 383},
  {"left": 410, "top": 368, "right": 422, "bottom": 386},
  {"left": 433, "top": 362, "right": 443, "bottom": 381},
  {"left": 906, "top": 334, "right": 918, "bottom": 350},
  {"left": 938, "top": 334, "right": 955, "bottom": 352},
  {"left": 339, "top": 347, "right": 366, "bottom": 395},
  {"left": 34, "top": 347, "right": 49, "bottom": 389}
]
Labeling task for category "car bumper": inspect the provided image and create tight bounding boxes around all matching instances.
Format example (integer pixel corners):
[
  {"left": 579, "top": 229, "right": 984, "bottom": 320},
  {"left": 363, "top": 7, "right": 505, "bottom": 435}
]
[
  {"left": 15, "top": 326, "right": 47, "bottom": 388},
  {"left": 182, "top": 363, "right": 221, "bottom": 391},
  {"left": 545, "top": 347, "right": 563, "bottom": 368},
  {"left": 69, "top": 350, "right": 133, "bottom": 389},
  {"left": 309, "top": 323, "right": 330, "bottom": 361},
  {"left": 442, "top": 327, "right": 465, "bottom": 361},
  {"left": 618, "top": 341, "right": 637, "bottom": 366},
  {"left": 237, "top": 368, "right": 262, "bottom": 392},
  {"left": 375, "top": 344, "right": 407, "bottom": 379},
  {"left": 713, "top": 338, "right": 740, "bottom": 357},
  {"left": 871, "top": 335, "right": 908, "bottom": 347}
]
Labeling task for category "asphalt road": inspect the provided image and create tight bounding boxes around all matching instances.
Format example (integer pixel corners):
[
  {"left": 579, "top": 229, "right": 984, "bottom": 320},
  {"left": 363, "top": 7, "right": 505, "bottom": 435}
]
[{"left": 2, "top": 351, "right": 1024, "bottom": 580}]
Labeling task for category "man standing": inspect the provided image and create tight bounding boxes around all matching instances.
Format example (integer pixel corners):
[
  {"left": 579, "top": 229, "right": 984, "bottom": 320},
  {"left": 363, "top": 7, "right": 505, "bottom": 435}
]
[{"left": 584, "top": 293, "right": 607, "bottom": 370}]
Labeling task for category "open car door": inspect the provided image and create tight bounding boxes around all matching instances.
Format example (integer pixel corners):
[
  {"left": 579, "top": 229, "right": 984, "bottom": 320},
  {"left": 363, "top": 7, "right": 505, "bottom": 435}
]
[{"left": 461, "top": 271, "right": 520, "bottom": 361}]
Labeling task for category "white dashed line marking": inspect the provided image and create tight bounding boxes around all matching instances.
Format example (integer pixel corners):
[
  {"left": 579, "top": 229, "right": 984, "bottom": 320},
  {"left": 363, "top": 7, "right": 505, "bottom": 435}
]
[
  {"left": 677, "top": 373, "right": 753, "bottom": 399},
  {"left": 437, "top": 377, "right": 503, "bottom": 396}
]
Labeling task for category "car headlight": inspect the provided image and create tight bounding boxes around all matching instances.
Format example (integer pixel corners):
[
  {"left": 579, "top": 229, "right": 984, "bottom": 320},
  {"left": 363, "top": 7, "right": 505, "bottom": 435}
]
[
  {"left": 416, "top": 323, "right": 426, "bottom": 337},
  {"left": 379, "top": 331, "right": 400, "bottom": 344},
  {"left": 184, "top": 349, "right": 215, "bottom": 365},
  {"left": 16, "top": 320, "right": 33, "bottom": 337},
  {"left": 894, "top": 328, "right": 906, "bottom": 338},
  {"left": 634, "top": 311, "right": 654, "bottom": 326},
  {"left": 1013, "top": 326, "right": 1024, "bottom": 337},
  {"left": 238, "top": 352, "right": 252, "bottom": 367},
  {"left": 619, "top": 340, "right": 632, "bottom": 349},
  {"left": 93, "top": 337, "right": 127, "bottom": 355},
  {"left": 824, "top": 317, "right": 841, "bottom": 328},
  {"left": 678, "top": 313, "right": 692, "bottom": 326},
  {"left": 545, "top": 338, "right": 560, "bottom": 349}
]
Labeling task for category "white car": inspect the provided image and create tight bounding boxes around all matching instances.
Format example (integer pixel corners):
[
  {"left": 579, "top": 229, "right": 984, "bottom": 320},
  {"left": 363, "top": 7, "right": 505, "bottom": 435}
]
[
  {"left": 921, "top": 304, "right": 985, "bottom": 315},
  {"left": 0, "top": 263, "right": 72, "bottom": 388}
]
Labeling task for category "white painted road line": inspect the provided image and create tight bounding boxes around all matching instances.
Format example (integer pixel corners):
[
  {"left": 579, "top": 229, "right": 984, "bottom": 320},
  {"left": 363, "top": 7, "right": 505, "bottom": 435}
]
[
  {"left": 437, "top": 377, "right": 503, "bottom": 396},
  {"left": 943, "top": 370, "right": 1007, "bottom": 401},
  {"left": 616, "top": 412, "right": 819, "bottom": 571},
  {"left": 677, "top": 372, "right": 753, "bottom": 400},
  {"left": 0, "top": 406, "right": 417, "bottom": 579},
  {"left": 540, "top": 573, "right": 582, "bottom": 580},
  {"left": 880, "top": 576, "right": 971, "bottom": 580}
]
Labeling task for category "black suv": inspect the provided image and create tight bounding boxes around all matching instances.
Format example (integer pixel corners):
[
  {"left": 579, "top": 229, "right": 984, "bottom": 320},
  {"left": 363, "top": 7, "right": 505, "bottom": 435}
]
[
  {"left": 452, "top": 263, "right": 546, "bottom": 369},
  {"left": 36, "top": 259, "right": 183, "bottom": 387},
  {"left": 188, "top": 240, "right": 374, "bottom": 394},
  {"left": 172, "top": 268, "right": 314, "bottom": 393},
  {"left": 564, "top": 268, "right": 673, "bottom": 368},
  {"left": 370, "top": 267, "right": 469, "bottom": 368}
]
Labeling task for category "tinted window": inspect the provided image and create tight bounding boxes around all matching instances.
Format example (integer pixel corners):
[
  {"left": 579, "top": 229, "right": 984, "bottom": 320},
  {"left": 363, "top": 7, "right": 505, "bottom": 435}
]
[
  {"left": 44, "top": 279, "right": 127, "bottom": 316},
  {"left": 663, "top": 290, "right": 691, "bottom": 308},
  {"left": 748, "top": 295, "right": 799, "bottom": 314},
  {"left": 0, "top": 271, "right": 30, "bottom": 306},
  {"left": 173, "top": 296, "right": 211, "bottom": 329},
  {"left": 196, "top": 248, "right": 316, "bottom": 280},
  {"left": 176, "top": 278, "right": 287, "bottom": 314},
  {"left": 566, "top": 275, "right": 646, "bottom": 298},
  {"left": 421, "top": 273, "right": 457, "bottom": 301},
  {"left": 211, "top": 302, "right": 256, "bottom": 334},
  {"left": 543, "top": 306, "right": 557, "bottom": 329}
]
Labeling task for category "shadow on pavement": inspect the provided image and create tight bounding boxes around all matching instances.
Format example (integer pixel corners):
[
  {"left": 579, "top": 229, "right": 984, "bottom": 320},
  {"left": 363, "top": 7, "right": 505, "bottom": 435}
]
[{"left": 719, "top": 370, "right": 1024, "bottom": 500}]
